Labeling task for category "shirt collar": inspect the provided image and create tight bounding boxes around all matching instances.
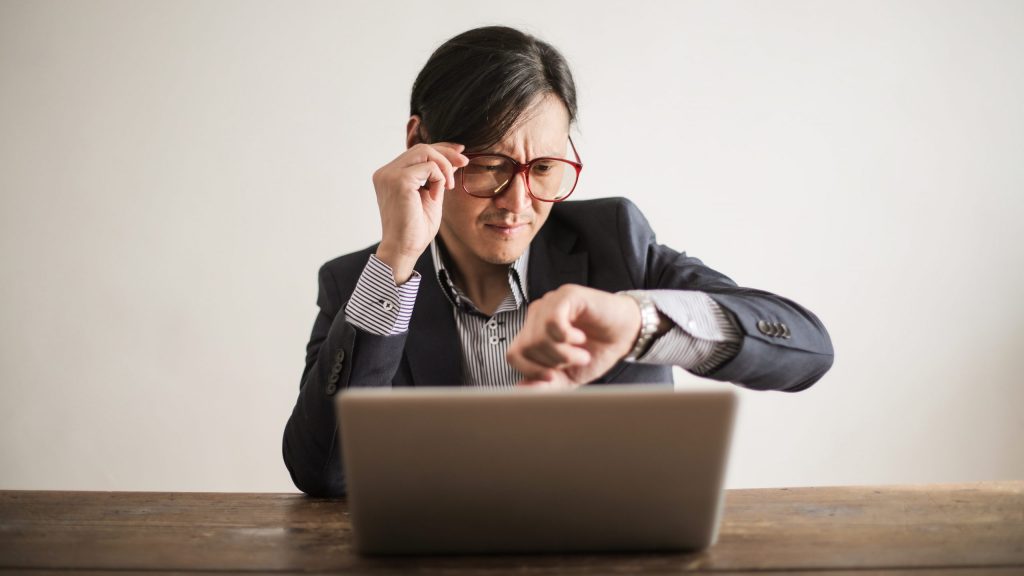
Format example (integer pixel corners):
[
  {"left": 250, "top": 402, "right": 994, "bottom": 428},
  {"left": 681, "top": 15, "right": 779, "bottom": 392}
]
[{"left": 430, "top": 237, "right": 530, "bottom": 313}]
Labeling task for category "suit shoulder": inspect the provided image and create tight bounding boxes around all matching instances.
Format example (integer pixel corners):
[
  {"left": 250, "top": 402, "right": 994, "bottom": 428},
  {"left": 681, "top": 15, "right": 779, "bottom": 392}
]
[
  {"left": 548, "top": 196, "right": 655, "bottom": 246},
  {"left": 550, "top": 196, "right": 632, "bottom": 220}
]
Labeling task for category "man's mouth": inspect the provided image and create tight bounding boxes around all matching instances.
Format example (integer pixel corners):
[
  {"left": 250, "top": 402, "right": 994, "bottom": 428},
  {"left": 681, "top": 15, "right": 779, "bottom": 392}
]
[{"left": 484, "top": 221, "right": 530, "bottom": 236}]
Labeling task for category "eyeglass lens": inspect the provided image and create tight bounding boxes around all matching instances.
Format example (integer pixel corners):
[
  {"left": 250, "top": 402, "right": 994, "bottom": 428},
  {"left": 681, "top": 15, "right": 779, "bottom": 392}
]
[{"left": 462, "top": 157, "right": 577, "bottom": 201}]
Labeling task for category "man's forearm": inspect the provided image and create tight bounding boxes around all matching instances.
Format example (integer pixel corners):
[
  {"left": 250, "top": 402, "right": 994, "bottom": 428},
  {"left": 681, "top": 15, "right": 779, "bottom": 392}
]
[
  {"left": 283, "top": 258, "right": 417, "bottom": 497},
  {"left": 632, "top": 290, "right": 742, "bottom": 374}
]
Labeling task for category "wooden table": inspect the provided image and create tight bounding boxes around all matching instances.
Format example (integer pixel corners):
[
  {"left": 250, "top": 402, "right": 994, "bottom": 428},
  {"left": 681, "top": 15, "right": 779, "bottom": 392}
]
[{"left": 1, "top": 482, "right": 1021, "bottom": 575}]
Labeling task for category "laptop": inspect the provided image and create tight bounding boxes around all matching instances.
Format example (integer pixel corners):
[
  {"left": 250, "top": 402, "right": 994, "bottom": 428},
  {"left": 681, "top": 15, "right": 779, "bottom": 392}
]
[{"left": 336, "top": 384, "right": 737, "bottom": 555}]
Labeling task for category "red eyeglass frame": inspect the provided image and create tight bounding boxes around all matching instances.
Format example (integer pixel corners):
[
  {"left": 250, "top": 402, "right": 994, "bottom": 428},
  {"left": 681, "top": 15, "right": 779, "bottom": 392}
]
[{"left": 459, "top": 136, "right": 583, "bottom": 202}]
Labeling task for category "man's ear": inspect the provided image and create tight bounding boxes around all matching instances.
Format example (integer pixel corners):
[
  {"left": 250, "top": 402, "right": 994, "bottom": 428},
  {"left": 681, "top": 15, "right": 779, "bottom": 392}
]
[{"left": 406, "top": 115, "right": 425, "bottom": 149}]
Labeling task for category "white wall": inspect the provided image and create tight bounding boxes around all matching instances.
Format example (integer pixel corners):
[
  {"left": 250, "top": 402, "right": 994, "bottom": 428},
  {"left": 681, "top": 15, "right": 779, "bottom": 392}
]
[{"left": 1, "top": 0, "right": 1021, "bottom": 492}]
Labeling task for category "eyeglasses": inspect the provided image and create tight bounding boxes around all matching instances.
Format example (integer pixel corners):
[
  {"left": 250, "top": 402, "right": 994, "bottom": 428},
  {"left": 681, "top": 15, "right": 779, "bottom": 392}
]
[{"left": 459, "top": 136, "right": 583, "bottom": 202}]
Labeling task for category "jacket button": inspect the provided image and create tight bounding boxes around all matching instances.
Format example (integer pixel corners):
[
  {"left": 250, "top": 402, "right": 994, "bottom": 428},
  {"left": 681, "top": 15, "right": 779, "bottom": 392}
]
[
  {"left": 331, "top": 362, "right": 342, "bottom": 375},
  {"left": 328, "top": 373, "right": 339, "bottom": 384},
  {"left": 326, "top": 383, "right": 337, "bottom": 395},
  {"left": 335, "top": 349, "right": 345, "bottom": 363},
  {"left": 781, "top": 324, "right": 791, "bottom": 338},
  {"left": 757, "top": 320, "right": 771, "bottom": 335}
]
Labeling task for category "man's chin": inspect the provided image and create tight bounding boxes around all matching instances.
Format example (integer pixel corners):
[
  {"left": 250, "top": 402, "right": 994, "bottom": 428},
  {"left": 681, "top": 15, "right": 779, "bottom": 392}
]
[
  {"left": 482, "top": 252, "right": 522, "bottom": 266},
  {"left": 478, "top": 242, "right": 528, "bottom": 266}
]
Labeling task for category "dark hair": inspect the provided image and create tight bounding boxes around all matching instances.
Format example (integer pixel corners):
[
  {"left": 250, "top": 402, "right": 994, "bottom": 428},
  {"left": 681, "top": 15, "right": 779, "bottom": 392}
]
[{"left": 410, "top": 26, "right": 578, "bottom": 152}]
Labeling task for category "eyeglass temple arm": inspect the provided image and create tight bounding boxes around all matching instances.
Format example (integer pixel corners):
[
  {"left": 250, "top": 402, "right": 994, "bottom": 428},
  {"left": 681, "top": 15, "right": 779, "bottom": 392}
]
[{"left": 569, "top": 135, "right": 582, "bottom": 166}]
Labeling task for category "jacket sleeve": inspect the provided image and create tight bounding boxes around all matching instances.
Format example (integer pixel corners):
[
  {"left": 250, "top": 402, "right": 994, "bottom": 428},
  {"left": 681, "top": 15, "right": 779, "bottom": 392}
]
[
  {"left": 616, "top": 198, "right": 834, "bottom": 392},
  {"left": 281, "top": 258, "right": 409, "bottom": 497}
]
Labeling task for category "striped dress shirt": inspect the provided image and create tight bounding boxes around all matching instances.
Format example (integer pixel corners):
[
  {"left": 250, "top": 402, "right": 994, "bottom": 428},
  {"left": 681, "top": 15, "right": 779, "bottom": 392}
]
[{"left": 344, "top": 239, "right": 741, "bottom": 387}]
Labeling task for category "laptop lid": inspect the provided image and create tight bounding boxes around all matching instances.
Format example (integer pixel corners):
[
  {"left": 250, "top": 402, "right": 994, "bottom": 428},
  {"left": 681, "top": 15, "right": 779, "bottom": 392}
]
[{"left": 337, "top": 384, "right": 737, "bottom": 555}]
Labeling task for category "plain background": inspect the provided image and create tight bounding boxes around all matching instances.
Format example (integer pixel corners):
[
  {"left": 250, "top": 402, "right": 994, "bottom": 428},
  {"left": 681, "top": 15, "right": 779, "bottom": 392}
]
[{"left": 1, "top": 0, "right": 1021, "bottom": 492}]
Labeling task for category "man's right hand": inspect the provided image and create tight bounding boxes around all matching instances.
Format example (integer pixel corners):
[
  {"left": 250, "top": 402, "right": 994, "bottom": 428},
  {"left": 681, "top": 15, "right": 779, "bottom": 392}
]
[{"left": 371, "top": 142, "right": 469, "bottom": 284}]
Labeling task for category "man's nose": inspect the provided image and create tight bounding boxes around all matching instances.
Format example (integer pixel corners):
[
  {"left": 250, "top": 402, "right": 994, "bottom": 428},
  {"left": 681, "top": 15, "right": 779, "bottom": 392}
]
[{"left": 493, "top": 169, "right": 532, "bottom": 213}]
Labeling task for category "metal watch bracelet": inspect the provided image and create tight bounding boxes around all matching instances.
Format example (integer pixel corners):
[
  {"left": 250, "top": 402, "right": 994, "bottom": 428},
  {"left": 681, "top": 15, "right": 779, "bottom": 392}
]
[{"left": 620, "top": 291, "right": 660, "bottom": 362}]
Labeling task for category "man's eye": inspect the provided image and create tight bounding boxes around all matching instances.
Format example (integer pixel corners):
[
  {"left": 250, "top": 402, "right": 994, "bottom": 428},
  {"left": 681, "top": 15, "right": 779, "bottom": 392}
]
[{"left": 470, "top": 158, "right": 506, "bottom": 171}]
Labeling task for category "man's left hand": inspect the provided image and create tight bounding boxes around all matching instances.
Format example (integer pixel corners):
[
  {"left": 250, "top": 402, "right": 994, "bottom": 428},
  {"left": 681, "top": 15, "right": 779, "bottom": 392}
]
[{"left": 506, "top": 285, "right": 642, "bottom": 388}]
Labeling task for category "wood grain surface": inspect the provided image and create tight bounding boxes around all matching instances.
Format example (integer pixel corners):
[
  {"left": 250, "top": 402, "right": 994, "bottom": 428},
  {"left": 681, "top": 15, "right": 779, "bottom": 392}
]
[{"left": 1, "top": 482, "right": 1021, "bottom": 574}]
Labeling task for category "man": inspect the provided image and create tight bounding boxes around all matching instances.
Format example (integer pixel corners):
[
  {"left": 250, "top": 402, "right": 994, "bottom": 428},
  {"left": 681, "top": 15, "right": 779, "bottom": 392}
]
[{"left": 283, "top": 26, "right": 833, "bottom": 497}]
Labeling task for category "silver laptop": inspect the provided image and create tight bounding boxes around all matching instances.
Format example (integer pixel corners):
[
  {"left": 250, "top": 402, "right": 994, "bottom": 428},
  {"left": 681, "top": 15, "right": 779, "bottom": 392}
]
[{"left": 337, "top": 384, "right": 736, "bottom": 555}]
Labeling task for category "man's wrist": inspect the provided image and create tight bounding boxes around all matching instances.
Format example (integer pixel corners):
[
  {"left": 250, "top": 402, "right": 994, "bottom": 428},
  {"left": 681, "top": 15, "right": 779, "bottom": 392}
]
[
  {"left": 375, "top": 244, "right": 418, "bottom": 284},
  {"left": 619, "top": 291, "right": 662, "bottom": 362},
  {"left": 345, "top": 254, "right": 422, "bottom": 336}
]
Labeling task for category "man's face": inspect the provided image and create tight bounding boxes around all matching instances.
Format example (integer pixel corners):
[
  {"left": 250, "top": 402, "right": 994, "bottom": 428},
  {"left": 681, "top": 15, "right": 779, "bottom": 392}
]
[{"left": 439, "top": 95, "right": 571, "bottom": 272}]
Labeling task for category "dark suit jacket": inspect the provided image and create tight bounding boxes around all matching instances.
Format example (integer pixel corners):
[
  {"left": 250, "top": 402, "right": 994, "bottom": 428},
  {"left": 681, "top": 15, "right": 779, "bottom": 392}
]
[{"left": 283, "top": 197, "right": 834, "bottom": 497}]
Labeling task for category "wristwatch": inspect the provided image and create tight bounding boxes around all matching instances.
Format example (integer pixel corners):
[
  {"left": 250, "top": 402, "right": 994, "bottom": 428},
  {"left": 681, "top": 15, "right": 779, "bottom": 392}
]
[{"left": 620, "top": 291, "right": 660, "bottom": 362}]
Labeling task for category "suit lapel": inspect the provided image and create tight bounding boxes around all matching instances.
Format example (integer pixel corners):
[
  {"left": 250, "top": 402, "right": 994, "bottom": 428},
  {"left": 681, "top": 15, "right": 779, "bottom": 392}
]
[
  {"left": 527, "top": 220, "right": 588, "bottom": 301},
  {"left": 405, "top": 248, "right": 462, "bottom": 387},
  {"left": 527, "top": 221, "right": 627, "bottom": 384}
]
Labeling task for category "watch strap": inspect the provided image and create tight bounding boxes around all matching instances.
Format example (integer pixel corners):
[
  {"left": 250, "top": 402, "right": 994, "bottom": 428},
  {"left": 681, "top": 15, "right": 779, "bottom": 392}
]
[{"left": 620, "top": 291, "right": 660, "bottom": 362}]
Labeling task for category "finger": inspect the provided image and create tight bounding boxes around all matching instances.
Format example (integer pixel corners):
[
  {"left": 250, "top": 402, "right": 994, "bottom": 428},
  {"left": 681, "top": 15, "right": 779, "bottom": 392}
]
[
  {"left": 545, "top": 317, "right": 586, "bottom": 345},
  {"left": 434, "top": 143, "right": 470, "bottom": 168},
  {"left": 545, "top": 318, "right": 568, "bottom": 343},
  {"left": 518, "top": 375, "right": 577, "bottom": 390},
  {"left": 424, "top": 162, "right": 446, "bottom": 201},
  {"left": 563, "top": 326, "right": 587, "bottom": 346},
  {"left": 431, "top": 144, "right": 469, "bottom": 174},
  {"left": 526, "top": 340, "right": 591, "bottom": 368},
  {"left": 407, "top": 160, "right": 445, "bottom": 189},
  {"left": 517, "top": 380, "right": 570, "bottom": 390},
  {"left": 521, "top": 343, "right": 591, "bottom": 371},
  {"left": 557, "top": 344, "right": 591, "bottom": 366},
  {"left": 541, "top": 319, "right": 587, "bottom": 347},
  {"left": 522, "top": 345, "right": 560, "bottom": 368},
  {"left": 507, "top": 349, "right": 558, "bottom": 382},
  {"left": 542, "top": 299, "right": 584, "bottom": 344},
  {"left": 432, "top": 141, "right": 465, "bottom": 151},
  {"left": 406, "top": 145, "right": 457, "bottom": 189},
  {"left": 407, "top": 161, "right": 446, "bottom": 201}
]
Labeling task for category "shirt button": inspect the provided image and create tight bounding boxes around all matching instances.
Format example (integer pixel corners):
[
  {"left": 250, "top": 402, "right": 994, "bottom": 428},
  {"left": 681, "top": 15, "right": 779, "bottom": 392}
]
[
  {"left": 488, "top": 335, "right": 500, "bottom": 345},
  {"left": 486, "top": 319, "right": 498, "bottom": 330},
  {"left": 380, "top": 300, "right": 395, "bottom": 312}
]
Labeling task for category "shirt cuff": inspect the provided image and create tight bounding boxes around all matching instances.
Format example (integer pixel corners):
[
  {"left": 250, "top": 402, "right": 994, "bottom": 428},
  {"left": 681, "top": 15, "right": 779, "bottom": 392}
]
[
  {"left": 634, "top": 290, "right": 741, "bottom": 375},
  {"left": 343, "top": 254, "right": 421, "bottom": 336}
]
